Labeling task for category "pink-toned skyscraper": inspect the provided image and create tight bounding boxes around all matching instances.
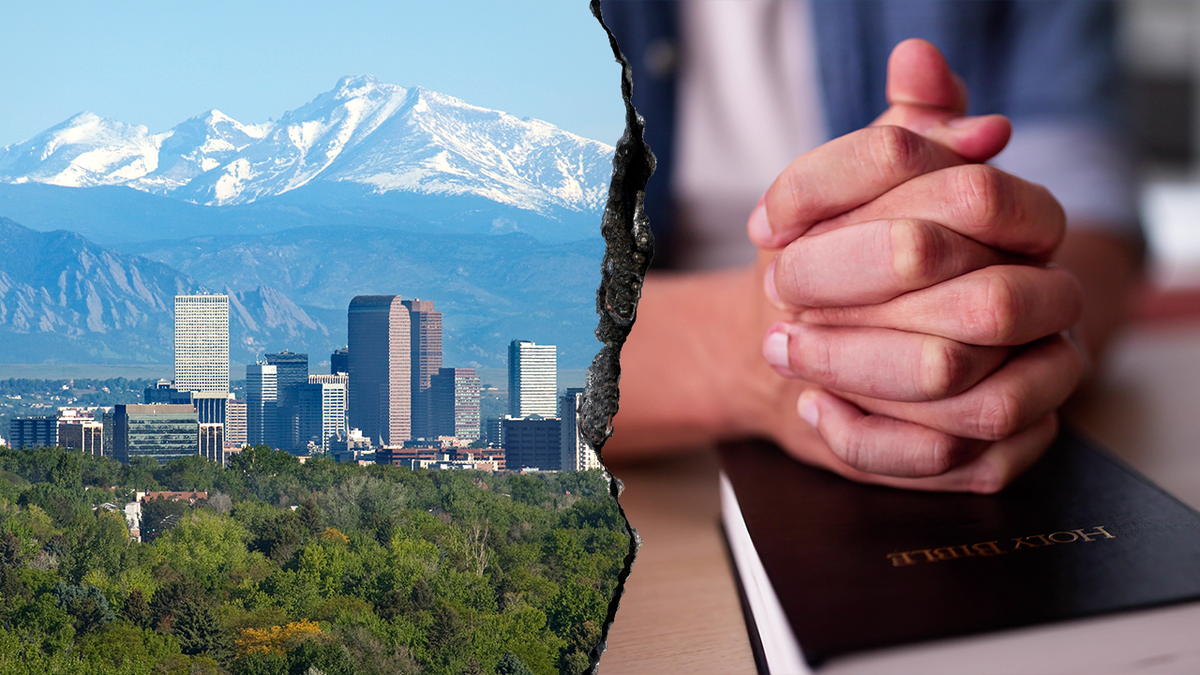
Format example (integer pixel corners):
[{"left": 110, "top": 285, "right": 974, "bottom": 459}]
[
  {"left": 348, "top": 296, "right": 411, "bottom": 446},
  {"left": 402, "top": 299, "right": 442, "bottom": 439}
]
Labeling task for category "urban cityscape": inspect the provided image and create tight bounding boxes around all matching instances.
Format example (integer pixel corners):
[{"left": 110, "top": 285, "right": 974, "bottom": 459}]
[{"left": 3, "top": 292, "right": 602, "bottom": 476}]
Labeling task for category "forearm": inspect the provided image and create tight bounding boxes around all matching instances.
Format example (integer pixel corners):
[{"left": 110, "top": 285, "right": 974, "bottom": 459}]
[{"left": 603, "top": 266, "right": 781, "bottom": 461}]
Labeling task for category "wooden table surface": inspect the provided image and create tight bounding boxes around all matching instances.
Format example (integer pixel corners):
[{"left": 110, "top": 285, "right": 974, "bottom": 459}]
[{"left": 598, "top": 318, "right": 1200, "bottom": 673}]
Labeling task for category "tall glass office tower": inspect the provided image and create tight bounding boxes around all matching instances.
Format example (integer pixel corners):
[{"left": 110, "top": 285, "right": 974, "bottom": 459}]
[
  {"left": 348, "top": 296, "right": 411, "bottom": 446},
  {"left": 508, "top": 340, "right": 557, "bottom": 418},
  {"left": 265, "top": 350, "right": 308, "bottom": 452},
  {"left": 174, "top": 294, "right": 229, "bottom": 394}
]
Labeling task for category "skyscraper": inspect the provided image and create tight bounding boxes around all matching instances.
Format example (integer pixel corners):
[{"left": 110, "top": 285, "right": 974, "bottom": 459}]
[
  {"left": 508, "top": 340, "right": 557, "bottom": 418},
  {"left": 560, "top": 388, "right": 601, "bottom": 471},
  {"left": 330, "top": 347, "right": 349, "bottom": 375},
  {"left": 265, "top": 351, "right": 308, "bottom": 452},
  {"left": 225, "top": 399, "right": 247, "bottom": 450},
  {"left": 245, "top": 363, "right": 277, "bottom": 447},
  {"left": 348, "top": 296, "right": 411, "bottom": 446},
  {"left": 174, "top": 294, "right": 229, "bottom": 394},
  {"left": 298, "top": 375, "right": 348, "bottom": 452},
  {"left": 402, "top": 300, "right": 442, "bottom": 439},
  {"left": 430, "top": 367, "right": 480, "bottom": 440}
]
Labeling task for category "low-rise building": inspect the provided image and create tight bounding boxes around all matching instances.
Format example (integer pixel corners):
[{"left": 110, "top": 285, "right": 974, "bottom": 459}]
[
  {"left": 501, "top": 416, "right": 562, "bottom": 471},
  {"left": 8, "top": 416, "right": 58, "bottom": 450},
  {"left": 112, "top": 404, "right": 198, "bottom": 465}
]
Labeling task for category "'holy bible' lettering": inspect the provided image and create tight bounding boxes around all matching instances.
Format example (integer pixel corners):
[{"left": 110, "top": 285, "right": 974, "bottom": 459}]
[{"left": 887, "top": 526, "right": 1115, "bottom": 567}]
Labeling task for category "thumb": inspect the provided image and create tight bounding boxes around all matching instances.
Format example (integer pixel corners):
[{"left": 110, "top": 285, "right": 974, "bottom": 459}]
[{"left": 872, "top": 38, "right": 1011, "bottom": 163}]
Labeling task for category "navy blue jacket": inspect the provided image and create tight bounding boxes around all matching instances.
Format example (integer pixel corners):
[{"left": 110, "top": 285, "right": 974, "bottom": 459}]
[{"left": 599, "top": 1, "right": 1120, "bottom": 268}]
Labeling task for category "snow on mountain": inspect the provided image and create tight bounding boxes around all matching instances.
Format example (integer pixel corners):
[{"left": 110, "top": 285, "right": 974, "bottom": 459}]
[
  {"left": 319, "top": 85, "right": 613, "bottom": 214},
  {"left": 128, "top": 110, "right": 268, "bottom": 195},
  {"left": 0, "top": 76, "right": 615, "bottom": 218},
  {"left": 0, "top": 113, "right": 164, "bottom": 188}
]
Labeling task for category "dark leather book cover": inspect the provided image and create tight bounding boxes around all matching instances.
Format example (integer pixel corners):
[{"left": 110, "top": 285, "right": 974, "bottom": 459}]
[{"left": 718, "top": 428, "right": 1200, "bottom": 667}]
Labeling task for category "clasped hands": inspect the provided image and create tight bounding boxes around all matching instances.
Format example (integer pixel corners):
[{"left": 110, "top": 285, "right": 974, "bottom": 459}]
[{"left": 748, "top": 40, "right": 1084, "bottom": 492}]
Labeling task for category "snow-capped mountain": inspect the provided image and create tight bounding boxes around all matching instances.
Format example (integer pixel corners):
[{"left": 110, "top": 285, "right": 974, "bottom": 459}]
[
  {"left": 0, "top": 76, "right": 615, "bottom": 218},
  {"left": 0, "top": 113, "right": 164, "bottom": 188},
  {"left": 129, "top": 110, "right": 268, "bottom": 195}
]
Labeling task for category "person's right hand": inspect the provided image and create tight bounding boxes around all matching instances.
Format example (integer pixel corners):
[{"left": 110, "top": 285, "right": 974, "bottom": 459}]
[{"left": 744, "top": 40, "right": 1084, "bottom": 492}]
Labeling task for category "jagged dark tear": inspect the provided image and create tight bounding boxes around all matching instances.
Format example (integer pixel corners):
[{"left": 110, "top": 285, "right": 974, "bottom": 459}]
[{"left": 581, "top": 1, "right": 656, "bottom": 672}]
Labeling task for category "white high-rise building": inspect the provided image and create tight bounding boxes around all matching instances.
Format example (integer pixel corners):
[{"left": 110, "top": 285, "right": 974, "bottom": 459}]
[
  {"left": 304, "top": 374, "right": 349, "bottom": 451},
  {"left": 508, "top": 340, "right": 557, "bottom": 418},
  {"left": 245, "top": 363, "right": 277, "bottom": 447},
  {"left": 560, "top": 388, "right": 601, "bottom": 471},
  {"left": 174, "top": 294, "right": 229, "bottom": 394}
]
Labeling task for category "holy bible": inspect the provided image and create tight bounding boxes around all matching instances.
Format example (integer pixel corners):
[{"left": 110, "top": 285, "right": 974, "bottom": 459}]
[{"left": 719, "top": 428, "right": 1200, "bottom": 674}]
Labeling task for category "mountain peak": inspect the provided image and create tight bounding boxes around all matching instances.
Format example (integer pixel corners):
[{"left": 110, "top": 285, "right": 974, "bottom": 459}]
[
  {"left": 332, "top": 75, "right": 387, "bottom": 99},
  {"left": 0, "top": 78, "right": 614, "bottom": 216},
  {"left": 62, "top": 111, "right": 101, "bottom": 126}
]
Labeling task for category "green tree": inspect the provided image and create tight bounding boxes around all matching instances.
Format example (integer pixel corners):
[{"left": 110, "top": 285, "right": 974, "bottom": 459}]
[
  {"left": 11, "top": 593, "right": 75, "bottom": 656},
  {"left": 122, "top": 588, "right": 152, "bottom": 629},
  {"left": 157, "top": 453, "right": 226, "bottom": 492},
  {"left": 149, "top": 578, "right": 203, "bottom": 631},
  {"left": 286, "top": 638, "right": 356, "bottom": 675},
  {"left": 63, "top": 508, "right": 128, "bottom": 583},
  {"left": 496, "top": 651, "right": 535, "bottom": 675},
  {"left": 251, "top": 510, "right": 304, "bottom": 565},
  {"left": 157, "top": 510, "right": 258, "bottom": 587},
  {"left": 174, "top": 598, "right": 229, "bottom": 659},
  {"left": 0, "top": 531, "right": 24, "bottom": 570},
  {"left": 122, "top": 456, "right": 161, "bottom": 490},
  {"left": 298, "top": 496, "right": 322, "bottom": 535},
  {"left": 49, "top": 452, "right": 82, "bottom": 489},
  {"left": 141, "top": 496, "right": 190, "bottom": 543},
  {"left": 508, "top": 475, "right": 548, "bottom": 507},
  {"left": 52, "top": 581, "right": 116, "bottom": 634},
  {"left": 80, "top": 622, "right": 184, "bottom": 670}
]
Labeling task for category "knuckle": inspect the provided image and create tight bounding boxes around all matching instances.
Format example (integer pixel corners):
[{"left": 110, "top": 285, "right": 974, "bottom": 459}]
[
  {"left": 974, "top": 388, "right": 1024, "bottom": 441},
  {"left": 781, "top": 166, "right": 811, "bottom": 221},
  {"left": 917, "top": 432, "right": 966, "bottom": 476},
  {"left": 889, "top": 220, "right": 942, "bottom": 288},
  {"left": 833, "top": 422, "right": 869, "bottom": 471},
  {"left": 964, "top": 272, "right": 1020, "bottom": 345},
  {"left": 952, "top": 164, "right": 1010, "bottom": 231},
  {"left": 775, "top": 250, "right": 815, "bottom": 307},
  {"left": 919, "top": 337, "right": 971, "bottom": 400},
  {"left": 797, "top": 331, "right": 838, "bottom": 387},
  {"left": 867, "top": 126, "right": 926, "bottom": 183}
]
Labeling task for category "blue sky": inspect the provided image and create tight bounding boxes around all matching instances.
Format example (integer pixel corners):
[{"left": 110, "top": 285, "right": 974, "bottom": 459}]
[{"left": 0, "top": 0, "right": 626, "bottom": 148}]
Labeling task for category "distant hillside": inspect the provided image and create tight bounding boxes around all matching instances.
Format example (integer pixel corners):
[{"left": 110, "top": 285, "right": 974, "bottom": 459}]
[
  {"left": 127, "top": 226, "right": 606, "bottom": 367},
  {"left": 0, "top": 218, "right": 604, "bottom": 369},
  {"left": 0, "top": 217, "right": 329, "bottom": 364}
]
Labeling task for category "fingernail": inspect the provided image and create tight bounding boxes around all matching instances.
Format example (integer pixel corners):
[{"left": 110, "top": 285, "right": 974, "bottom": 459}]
[
  {"left": 763, "top": 326, "right": 793, "bottom": 375},
  {"left": 764, "top": 257, "right": 785, "bottom": 309},
  {"left": 947, "top": 116, "right": 981, "bottom": 129},
  {"left": 748, "top": 202, "right": 772, "bottom": 246},
  {"left": 798, "top": 391, "right": 819, "bottom": 427}
]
